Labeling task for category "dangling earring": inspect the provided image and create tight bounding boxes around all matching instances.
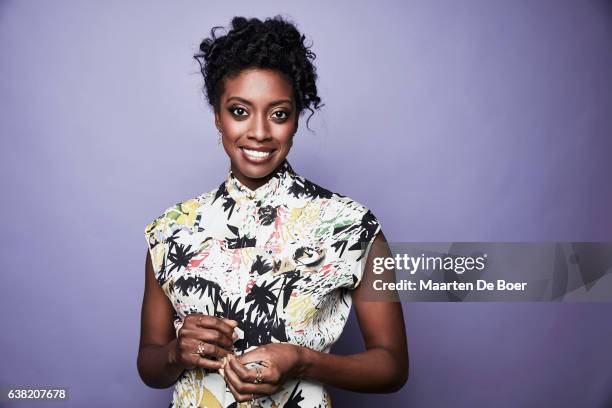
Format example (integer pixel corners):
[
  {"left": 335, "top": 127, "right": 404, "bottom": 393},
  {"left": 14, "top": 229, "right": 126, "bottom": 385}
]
[{"left": 218, "top": 130, "right": 222, "bottom": 145}]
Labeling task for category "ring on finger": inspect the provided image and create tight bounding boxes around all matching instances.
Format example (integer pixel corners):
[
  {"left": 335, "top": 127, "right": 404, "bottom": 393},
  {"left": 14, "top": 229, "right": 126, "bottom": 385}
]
[
  {"left": 195, "top": 340, "right": 206, "bottom": 355},
  {"left": 253, "top": 367, "right": 264, "bottom": 384}
]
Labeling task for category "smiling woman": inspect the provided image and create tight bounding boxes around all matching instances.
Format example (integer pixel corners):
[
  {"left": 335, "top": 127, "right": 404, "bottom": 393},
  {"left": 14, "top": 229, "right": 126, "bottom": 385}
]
[
  {"left": 216, "top": 68, "right": 297, "bottom": 184},
  {"left": 137, "top": 15, "right": 408, "bottom": 408}
]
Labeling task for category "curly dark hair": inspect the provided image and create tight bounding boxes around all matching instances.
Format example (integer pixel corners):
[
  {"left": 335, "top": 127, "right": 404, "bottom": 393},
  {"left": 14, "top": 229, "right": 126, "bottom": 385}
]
[{"left": 193, "top": 15, "right": 324, "bottom": 130}]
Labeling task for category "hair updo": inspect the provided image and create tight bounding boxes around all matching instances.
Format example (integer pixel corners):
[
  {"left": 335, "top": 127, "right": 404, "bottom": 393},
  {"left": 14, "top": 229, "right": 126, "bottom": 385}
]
[{"left": 194, "top": 15, "right": 324, "bottom": 130}]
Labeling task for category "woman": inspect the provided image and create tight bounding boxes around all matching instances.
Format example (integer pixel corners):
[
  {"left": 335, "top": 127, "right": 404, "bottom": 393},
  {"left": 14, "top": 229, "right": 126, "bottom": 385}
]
[{"left": 137, "top": 15, "right": 408, "bottom": 407}]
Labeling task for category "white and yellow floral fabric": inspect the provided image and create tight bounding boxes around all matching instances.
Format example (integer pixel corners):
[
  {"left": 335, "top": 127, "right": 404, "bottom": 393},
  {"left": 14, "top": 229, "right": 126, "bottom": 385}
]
[{"left": 144, "top": 159, "right": 381, "bottom": 407}]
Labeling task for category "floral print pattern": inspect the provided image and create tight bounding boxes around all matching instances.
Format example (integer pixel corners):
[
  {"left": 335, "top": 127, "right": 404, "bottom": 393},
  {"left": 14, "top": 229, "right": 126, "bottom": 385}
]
[{"left": 144, "top": 159, "right": 381, "bottom": 407}]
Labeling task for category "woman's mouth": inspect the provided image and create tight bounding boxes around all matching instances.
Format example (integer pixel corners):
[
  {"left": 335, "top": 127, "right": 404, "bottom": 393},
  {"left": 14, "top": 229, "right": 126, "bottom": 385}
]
[{"left": 240, "top": 147, "right": 275, "bottom": 163}]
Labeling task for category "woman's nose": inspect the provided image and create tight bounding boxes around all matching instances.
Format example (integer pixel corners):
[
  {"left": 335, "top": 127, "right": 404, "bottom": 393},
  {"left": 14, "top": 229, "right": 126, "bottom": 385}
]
[{"left": 248, "top": 115, "right": 272, "bottom": 142}]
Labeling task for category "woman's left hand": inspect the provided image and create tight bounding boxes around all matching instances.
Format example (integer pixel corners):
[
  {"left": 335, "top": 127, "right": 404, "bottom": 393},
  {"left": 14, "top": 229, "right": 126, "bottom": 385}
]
[{"left": 221, "top": 343, "right": 304, "bottom": 403}]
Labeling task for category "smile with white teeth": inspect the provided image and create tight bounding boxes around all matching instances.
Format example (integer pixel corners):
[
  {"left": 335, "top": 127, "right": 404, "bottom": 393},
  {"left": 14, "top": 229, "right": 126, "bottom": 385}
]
[{"left": 241, "top": 147, "right": 272, "bottom": 158}]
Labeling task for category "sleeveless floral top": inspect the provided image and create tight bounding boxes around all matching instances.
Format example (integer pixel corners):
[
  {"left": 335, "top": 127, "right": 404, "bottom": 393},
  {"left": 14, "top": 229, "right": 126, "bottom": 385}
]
[{"left": 144, "top": 159, "right": 381, "bottom": 408}]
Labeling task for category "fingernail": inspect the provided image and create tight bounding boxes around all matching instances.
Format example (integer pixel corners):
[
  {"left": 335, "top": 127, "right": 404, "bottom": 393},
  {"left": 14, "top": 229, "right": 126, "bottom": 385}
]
[{"left": 233, "top": 327, "right": 244, "bottom": 342}]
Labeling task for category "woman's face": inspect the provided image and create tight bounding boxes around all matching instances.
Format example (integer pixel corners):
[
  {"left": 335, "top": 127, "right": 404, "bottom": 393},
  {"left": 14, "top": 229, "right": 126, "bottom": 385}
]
[{"left": 215, "top": 68, "right": 298, "bottom": 190}]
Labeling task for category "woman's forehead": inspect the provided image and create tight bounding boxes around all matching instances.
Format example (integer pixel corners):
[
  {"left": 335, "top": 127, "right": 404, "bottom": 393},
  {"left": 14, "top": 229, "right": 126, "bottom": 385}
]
[{"left": 223, "top": 68, "right": 293, "bottom": 104}]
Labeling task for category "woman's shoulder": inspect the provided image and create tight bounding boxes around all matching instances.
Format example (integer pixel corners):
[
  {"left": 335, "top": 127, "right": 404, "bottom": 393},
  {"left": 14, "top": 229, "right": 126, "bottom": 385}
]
[
  {"left": 144, "top": 187, "right": 219, "bottom": 240},
  {"left": 296, "top": 173, "right": 374, "bottom": 212},
  {"left": 295, "top": 174, "right": 381, "bottom": 229},
  {"left": 296, "top": 176, "right": 382, "bottom": 265}
]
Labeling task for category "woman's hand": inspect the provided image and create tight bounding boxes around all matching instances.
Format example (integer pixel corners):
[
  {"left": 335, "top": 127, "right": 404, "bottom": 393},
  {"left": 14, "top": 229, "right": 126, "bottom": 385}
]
[
  {"left": 170, "top": 314, "right": 238, "bottom": 371},
  {"left": 221, "top": 343, "right": 304, "bottom": 403}
]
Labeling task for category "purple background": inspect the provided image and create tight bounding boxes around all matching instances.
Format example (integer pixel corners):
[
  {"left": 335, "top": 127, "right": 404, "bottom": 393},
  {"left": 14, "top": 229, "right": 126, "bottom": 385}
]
[{"left": 2, "top": 0, "right": 612, "bottom": 407}]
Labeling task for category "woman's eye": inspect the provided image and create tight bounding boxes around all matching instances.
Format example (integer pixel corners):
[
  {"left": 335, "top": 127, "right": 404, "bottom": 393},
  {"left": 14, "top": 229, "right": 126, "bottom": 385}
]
[
  {"left": 230, "top": 107, "right": 248, "bottom": 117},
  {"left": 273, "top": 111, "right": 289, "bottom": 120}
]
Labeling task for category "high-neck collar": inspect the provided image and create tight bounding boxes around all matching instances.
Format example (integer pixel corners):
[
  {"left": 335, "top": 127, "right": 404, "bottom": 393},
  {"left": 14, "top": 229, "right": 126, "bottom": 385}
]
[{"left": 224, "top": 159, "right": 296, "bottom": 204}]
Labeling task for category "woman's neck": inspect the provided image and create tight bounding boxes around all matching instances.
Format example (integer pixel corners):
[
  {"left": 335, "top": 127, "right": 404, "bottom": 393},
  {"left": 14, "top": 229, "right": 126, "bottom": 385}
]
[{"left": 230, "top": 163, "right": 280, "bottom": 191}]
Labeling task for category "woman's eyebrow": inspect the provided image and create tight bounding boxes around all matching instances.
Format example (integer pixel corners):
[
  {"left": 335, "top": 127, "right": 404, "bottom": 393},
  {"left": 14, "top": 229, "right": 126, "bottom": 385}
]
[{"left": 226, "top": 96, "right": 292, "bottom": 107}]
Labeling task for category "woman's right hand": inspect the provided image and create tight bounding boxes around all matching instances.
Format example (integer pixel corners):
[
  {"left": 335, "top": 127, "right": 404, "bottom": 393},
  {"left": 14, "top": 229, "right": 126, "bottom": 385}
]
[{"left": 170, "top": 314, "right": 238, "bottom": 371}]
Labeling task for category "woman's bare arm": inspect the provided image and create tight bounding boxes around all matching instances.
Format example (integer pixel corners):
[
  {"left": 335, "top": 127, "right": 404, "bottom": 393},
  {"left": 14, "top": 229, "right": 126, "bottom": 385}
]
[
  {"left": 136, "top": 250, "right": 184, "bottom": 389},
  {"left": 298, "top": 231, "right": 409, "bottom": 392}
]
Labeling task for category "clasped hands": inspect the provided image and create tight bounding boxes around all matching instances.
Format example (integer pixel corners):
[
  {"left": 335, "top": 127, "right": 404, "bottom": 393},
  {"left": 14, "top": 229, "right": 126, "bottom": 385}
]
[{"left": 171, "top": 313, "right": 303, "bottom": 403}]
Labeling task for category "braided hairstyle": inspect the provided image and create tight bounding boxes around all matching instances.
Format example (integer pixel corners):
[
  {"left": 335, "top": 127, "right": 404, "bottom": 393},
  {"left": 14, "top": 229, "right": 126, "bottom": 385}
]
[{"left": 194, "top": 15, "right": 324, "bottom": 130}]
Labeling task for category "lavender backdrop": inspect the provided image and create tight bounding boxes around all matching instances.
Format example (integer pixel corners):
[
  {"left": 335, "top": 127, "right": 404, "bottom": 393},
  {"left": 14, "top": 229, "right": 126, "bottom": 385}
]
[{"left": 1, "top": 0, "right": 611, "bottom": 407}]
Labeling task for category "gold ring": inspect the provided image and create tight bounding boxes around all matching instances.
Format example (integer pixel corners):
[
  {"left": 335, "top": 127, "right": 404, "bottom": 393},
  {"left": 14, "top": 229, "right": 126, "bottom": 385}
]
[
  {"left": 196, "top": 341, "right": 206, "bottom": 355},
  {"left": 254, "top": 367, "right": 263, "bottom": 384}
]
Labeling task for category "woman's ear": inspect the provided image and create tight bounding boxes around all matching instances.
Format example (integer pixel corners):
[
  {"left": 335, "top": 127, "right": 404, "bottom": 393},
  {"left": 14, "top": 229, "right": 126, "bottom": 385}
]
[{"left": 214, "top": 107, "right": 221, "bottom": 131}]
